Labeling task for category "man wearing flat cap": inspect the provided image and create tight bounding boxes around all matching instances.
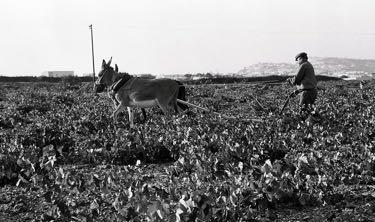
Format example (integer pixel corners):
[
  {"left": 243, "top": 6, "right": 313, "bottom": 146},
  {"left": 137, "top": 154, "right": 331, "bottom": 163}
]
[{"left": 288, "top": 52, "right": 317, "bottom": 120}]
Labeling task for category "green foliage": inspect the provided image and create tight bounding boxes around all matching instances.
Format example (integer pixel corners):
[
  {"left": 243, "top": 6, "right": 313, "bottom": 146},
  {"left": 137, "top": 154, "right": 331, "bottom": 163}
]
[{"left": 0, "top": 80, "right": 374, "bottom": 221}]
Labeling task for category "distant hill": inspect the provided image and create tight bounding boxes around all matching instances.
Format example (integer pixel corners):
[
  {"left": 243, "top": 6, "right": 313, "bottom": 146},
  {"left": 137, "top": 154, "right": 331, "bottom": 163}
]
[{"left": 237, "top": 57, "right": 375, "bottom": 80}]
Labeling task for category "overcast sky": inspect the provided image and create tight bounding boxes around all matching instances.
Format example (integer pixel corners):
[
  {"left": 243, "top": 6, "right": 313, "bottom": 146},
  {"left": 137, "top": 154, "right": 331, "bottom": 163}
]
[{"left": 0, "top": 0, "right": 374, "bottom": 76}]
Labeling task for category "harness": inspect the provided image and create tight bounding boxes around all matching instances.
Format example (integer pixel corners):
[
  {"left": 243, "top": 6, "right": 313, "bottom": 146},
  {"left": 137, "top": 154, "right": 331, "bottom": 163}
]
[{"left": 110, "top": 74, "right": 136, "bottom": 93}]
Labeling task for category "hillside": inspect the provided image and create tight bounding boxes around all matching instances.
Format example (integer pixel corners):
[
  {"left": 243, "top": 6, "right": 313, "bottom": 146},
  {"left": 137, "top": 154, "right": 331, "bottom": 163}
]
[{"left": 237, "top": 57, "right": 375, "bottom": 80}]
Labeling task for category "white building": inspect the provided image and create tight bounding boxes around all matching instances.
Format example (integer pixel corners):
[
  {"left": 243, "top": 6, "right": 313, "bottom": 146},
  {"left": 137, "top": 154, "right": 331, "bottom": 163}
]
[{"left": 41, "top": 71, "right": 74, "bottom": 77}]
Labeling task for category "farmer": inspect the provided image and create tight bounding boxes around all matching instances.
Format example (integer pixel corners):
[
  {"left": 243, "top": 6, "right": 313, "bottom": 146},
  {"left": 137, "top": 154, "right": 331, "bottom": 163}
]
[{"left": 288, "top": 52, "right": 317, "bottom": 120}]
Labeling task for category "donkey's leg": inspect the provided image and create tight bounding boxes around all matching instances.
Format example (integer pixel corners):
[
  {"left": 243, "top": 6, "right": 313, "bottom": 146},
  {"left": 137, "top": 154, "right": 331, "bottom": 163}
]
[
  {"left": 111, "top": 97, "right": 120, "bottom": 107},
  {"left": 108, "top": 91, "right": 119, "bottom": 107},
  {"left": 168, "top": 101, "right": 181, "bottom": 114},
  {"left": 156, "top": 100, "right": 170, "bottom": 116},
  {"left": 176, "top": 104, "right": 185, "bottom": 114},
  {"left": 112, "top": 105, "right": 126, "bottom": 123},
  {"left": 168, "top": 89, "right": 180, "bottom": 115},
  {"left": 141, "top": 108, "right": 147, "bottom": 121},
  {"left": 127, "top": 107, "right": 135, "bottom": 128},
  {"left": 172, "top": 95, "right": 179, "bottom": 115},
  {"left": 168, "top": 97, "right": 184, "bottom": 114},
  {"left": 113, "top": 96, "right": 120, "bottom": 107}
]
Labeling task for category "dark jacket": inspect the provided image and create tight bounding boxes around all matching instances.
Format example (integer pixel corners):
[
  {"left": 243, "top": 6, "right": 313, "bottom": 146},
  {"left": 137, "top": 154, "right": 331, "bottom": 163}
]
[{"left": 292, "top": 61, "right": 317, "bottom": 90}]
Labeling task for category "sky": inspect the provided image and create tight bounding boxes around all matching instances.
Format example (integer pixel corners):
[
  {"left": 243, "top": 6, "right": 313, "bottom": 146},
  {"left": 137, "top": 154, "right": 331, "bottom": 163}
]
[{"left": 0, "top": 0, "right": 374, "bottom": 76}]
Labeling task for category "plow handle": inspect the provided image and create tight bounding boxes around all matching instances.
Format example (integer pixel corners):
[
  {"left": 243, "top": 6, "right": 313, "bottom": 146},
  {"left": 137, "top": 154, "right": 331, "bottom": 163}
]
[
  {"left": 279, "top": 90, "right": 303, "bottom": 115},
  {"left": 279, "top": 97, "right": 291, "bottom": 115}
]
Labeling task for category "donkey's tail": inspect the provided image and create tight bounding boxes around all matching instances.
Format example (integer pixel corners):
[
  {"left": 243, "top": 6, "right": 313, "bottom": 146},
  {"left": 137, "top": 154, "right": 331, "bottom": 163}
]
[{"left": 176, "top": 81, "right": 189, "bottom": 110}]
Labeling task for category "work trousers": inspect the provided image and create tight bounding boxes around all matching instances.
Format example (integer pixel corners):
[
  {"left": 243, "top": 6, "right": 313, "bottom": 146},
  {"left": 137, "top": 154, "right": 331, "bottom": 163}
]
[{"left": 299, "top": 88, "right": 317, "bottom": 120}]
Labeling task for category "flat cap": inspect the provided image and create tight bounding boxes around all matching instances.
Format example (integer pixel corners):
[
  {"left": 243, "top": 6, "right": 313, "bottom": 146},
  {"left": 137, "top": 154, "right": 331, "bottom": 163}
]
[{"left": 295, "top": 52, "right": 307, "bottom": 61}]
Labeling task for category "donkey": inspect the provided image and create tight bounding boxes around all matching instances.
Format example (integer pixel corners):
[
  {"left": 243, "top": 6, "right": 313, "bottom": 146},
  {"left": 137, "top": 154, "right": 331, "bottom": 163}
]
[
  {"left": 110, "top": 64, "right": 189, "bottom": 113},
  {"left": 109, "top": 64, "right": 147, "bottom": 121},
  {"left": 95, "top": 58, "right": 185, "bottom": 127}
]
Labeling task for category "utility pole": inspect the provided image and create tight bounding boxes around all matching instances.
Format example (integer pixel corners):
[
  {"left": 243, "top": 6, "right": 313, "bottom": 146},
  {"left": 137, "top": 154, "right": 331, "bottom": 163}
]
[{"left": 89, "top": 24, "right": 95, "bottom": 84}]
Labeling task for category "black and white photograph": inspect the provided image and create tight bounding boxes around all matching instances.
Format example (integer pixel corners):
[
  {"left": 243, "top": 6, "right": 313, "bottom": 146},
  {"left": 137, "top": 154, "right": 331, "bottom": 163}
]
[{"left": 0, "top": 0, "right": 375, "bottom": 221}]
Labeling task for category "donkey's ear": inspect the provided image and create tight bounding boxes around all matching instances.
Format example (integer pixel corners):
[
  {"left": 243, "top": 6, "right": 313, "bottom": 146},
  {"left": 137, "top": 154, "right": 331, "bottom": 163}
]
[
  {"left": 115, "top": 64, "right": 118, "bottom": 73},
  {"left": 107, "top": 57, "right": 112, "bottom": 66},
  {"left": 102, "top": 59, "right": 106, "bottom": 68}
]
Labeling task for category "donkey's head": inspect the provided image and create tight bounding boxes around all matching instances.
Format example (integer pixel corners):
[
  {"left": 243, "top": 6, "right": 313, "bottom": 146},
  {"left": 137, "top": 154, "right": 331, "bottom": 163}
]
[
  {"left": 94, "top": 57, "right": 117, "bottom": 93},
  {"left": 113, "top": 63, "right": 133, "bottom": 82}
]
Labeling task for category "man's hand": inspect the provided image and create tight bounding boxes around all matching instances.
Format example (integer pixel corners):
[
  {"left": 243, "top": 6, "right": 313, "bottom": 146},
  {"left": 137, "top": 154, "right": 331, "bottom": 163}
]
[
  {"left": 287, "top": 77, "right": 294, "bottom": 85},
  {"left": 290, "top": 89, "right": 302, "bottom": 98}
]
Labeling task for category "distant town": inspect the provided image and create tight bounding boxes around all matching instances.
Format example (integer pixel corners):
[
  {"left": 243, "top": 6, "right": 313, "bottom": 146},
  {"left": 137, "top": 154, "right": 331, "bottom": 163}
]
[{"left": 235, "top": 57, "right": 375, "bottom": 81}]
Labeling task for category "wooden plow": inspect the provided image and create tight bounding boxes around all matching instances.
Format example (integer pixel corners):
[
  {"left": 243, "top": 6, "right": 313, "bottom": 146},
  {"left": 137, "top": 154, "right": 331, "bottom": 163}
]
[
  {"left": 176, "top": 99, "right": 263, "bottom": 123},
  {"left": 279, "top": 95, "right": 292, "bottom": 115},
  {"left": 279, "top": 90, "right": 303, "bottom": 116}
]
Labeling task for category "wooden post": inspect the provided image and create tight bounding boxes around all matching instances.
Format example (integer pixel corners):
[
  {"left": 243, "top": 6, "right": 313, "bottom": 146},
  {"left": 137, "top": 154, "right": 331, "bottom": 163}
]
[{"left": 89, "top": 24, "right": 95, "bottom": 84}]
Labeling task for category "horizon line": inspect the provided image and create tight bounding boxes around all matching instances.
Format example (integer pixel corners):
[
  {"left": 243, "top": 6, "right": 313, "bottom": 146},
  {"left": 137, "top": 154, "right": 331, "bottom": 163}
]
[{"left": 1, "top": 55, "right": 375, "bottom": 77}]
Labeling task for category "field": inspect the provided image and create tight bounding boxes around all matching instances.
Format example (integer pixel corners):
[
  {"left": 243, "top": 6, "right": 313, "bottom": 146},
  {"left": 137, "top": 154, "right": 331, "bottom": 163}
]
[{"left": 1, "top": 80, "right": 375, "bottom": 221}]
